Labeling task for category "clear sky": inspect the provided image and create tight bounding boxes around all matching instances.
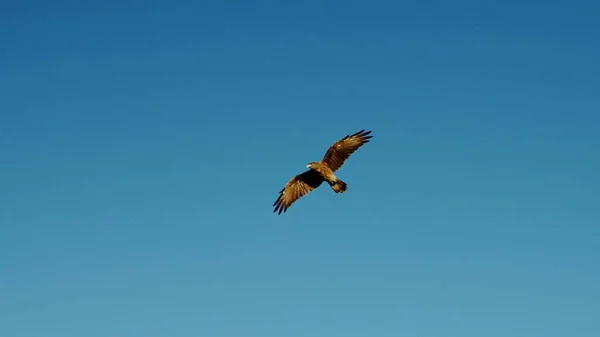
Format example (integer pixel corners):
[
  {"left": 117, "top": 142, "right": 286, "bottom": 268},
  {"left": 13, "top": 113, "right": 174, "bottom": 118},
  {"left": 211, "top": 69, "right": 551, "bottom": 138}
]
[{"left": 1, "top": 1, "right": 599, "bottom": 336}]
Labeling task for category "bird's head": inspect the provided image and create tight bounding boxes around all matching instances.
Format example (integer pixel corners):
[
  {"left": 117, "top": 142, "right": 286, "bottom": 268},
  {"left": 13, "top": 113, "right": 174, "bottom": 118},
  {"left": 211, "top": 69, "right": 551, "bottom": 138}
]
[{"left": 306, "top": 162, "right": 317, "bottom": 169}]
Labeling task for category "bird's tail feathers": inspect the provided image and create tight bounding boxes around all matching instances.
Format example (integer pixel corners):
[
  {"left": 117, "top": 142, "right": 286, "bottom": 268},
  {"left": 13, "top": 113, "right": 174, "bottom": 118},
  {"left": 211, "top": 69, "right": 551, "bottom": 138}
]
[{"left": 331, "top": 179, "right": 347, "bottom": 193}]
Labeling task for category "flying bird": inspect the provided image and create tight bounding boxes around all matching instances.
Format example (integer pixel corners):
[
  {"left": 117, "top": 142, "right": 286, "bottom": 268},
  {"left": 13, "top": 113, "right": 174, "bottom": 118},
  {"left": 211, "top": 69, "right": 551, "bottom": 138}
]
[{"left": 273, "top": 129, "right": 373, "bottom": 215}]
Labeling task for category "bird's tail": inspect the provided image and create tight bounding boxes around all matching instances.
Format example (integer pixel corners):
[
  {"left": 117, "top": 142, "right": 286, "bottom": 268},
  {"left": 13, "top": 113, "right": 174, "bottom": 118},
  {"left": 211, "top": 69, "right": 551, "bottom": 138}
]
[{"left": 331, "top": 179, "right": 348, "bottom": 193}]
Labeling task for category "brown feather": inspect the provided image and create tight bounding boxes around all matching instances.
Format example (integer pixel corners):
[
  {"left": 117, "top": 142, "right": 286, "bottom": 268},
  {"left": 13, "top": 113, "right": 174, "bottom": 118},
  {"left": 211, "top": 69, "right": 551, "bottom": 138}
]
[
  {"left": 273, "top": 169, "right": 324, "bottom": 215},
  {"left": 320, "top": 129, "right": 373, "bottom": 172}
]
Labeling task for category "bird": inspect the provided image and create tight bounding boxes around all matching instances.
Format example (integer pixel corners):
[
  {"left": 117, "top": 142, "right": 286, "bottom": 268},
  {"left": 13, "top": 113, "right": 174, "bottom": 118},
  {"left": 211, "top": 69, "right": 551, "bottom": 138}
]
[{"left": 273, "top": 129, "right": 373, "bottom": 215}]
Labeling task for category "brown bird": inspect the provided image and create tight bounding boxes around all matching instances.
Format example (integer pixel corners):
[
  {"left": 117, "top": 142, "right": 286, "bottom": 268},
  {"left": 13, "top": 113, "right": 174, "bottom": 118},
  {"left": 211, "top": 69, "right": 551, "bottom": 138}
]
[{"left": 273, "top": 129, "right": 373, "bottom": 215}]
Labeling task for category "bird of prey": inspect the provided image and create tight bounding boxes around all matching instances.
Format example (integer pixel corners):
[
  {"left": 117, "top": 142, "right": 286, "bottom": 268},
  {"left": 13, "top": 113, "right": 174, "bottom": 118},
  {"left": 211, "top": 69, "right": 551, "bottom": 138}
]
[{"left": 273, "top": 129, "right": 373, "bottom": 215}]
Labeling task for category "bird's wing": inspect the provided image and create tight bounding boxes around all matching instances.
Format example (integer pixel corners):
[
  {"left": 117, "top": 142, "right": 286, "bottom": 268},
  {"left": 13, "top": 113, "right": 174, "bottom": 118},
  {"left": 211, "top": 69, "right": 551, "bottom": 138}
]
[
  {"left": 320, "top": 129, "right": 373, "bottom": 172},
  {"left": 273, "top": 169, "right": 324, "bottom": 215}
]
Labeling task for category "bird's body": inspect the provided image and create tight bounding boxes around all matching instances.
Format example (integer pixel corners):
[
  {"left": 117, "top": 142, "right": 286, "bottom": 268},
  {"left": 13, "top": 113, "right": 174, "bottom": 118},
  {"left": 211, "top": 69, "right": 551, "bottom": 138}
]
[
  {"left": 273, "top": 129, "right": 373, "bottom": 215},
  {"left": 306, "top": 161, "right": 347, "bottom": 193}
]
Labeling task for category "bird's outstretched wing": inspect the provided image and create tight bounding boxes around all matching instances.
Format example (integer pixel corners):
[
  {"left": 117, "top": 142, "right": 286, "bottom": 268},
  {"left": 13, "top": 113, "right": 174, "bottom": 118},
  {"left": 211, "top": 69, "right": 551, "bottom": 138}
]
[
  {"left": 321, "top": 129, "right": 373, "bottom": 172},
  {"left": 273, "top": 169, "right": 324, "bottom": 215}
]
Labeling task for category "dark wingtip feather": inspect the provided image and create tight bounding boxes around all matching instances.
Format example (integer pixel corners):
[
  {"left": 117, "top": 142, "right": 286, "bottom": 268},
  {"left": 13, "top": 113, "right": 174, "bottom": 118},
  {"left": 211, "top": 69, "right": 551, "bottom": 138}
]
[
  {"left": 273, "top": 194, "right": 289, "bottom": 214},
  {"left": 354, "top": 129, "right": 372, "bottom": 137},
  {"left": 344, "top": 129, "right": 372, "bottom": 140},
  {"left": 360, "top": 130, "right": 373, "bottom": 143}
]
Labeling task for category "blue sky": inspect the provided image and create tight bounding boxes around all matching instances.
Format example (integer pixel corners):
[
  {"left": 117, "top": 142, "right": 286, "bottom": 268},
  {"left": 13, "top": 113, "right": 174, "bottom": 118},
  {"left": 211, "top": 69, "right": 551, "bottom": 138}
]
[{"left": 1, "top": 1, "right": 599, "bottom": 336}]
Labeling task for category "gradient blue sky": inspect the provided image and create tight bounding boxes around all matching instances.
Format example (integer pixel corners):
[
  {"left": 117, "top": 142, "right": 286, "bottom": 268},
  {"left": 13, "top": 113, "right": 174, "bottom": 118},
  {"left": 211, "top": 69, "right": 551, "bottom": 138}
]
[{"left": 1, "top": 1, "right": 599, "bottom": 336}]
